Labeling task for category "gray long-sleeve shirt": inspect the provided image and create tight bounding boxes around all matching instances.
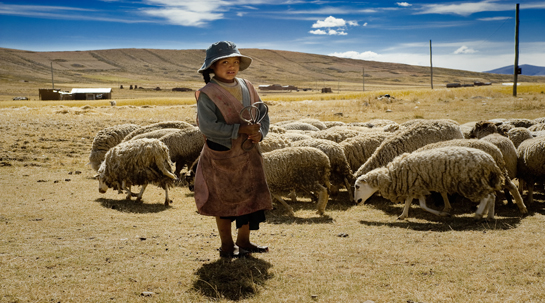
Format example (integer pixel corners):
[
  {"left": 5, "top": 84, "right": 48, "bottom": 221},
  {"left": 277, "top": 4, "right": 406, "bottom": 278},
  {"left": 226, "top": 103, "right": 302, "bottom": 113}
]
[{"left": 196, "top": 78, "right": 269, "bottom": 149}]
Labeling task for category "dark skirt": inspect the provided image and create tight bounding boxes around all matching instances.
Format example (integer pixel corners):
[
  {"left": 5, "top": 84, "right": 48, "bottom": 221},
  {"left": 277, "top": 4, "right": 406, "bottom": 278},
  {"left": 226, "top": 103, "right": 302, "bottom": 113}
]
[{"left": 220, "top": 209, "right": 266, "bottom": 230}]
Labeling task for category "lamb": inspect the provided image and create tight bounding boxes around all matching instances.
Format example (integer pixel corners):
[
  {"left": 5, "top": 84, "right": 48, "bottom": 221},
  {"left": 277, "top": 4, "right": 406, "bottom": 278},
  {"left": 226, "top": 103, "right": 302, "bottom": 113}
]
[
  {"left": 355, "top": 119, "right": 464, "bottom": 177},
  {"left": 159, "top": 127, "right": 205, "bottom": 178},
  {"left": 122, "top": 121, "right": 193, "bottom": 141},
  {"left": 416, "top": 139, "right": 527, "bottom": 214},
  {"left": 292, "top": 139, "right": 355, "bottom": 201},
  {"left": 517, "top": 136, "right": 545, "bottom": 203},
  {"left": 340, "top": 132, "right": 392, "bottom": 172},
  {"left": 354, "top": 147, "right": 503, "bottom": 220},
  {"left": 88, "top": 123, "right": 141, "bottom": 171},
  {"left": 262, "top": 147, "right": 331, "bottom": 216},
  {"left": 97, "top": 138, "right": 178, "bottom": 205}
]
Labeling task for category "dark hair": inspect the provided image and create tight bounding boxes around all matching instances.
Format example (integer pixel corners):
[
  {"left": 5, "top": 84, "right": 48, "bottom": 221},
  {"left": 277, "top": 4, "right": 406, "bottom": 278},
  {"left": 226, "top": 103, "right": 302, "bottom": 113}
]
[{"left": 203, "top": 69, "right": 212, "bottom": 84}]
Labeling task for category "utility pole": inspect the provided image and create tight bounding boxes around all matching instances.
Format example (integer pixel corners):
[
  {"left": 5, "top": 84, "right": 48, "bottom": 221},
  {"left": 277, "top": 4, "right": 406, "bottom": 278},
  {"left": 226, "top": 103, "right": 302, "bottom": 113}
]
[
  {"left": 430, "top": 40, "right": 433, "bottom": 89},
  {"left": 51, "top": 62, "right": 55, "bottom": 89},
  {"left": 513, "top": 3, "right": 520, "bottom": 96},
  {"left": 362, "top": 67, "right": 365, "bottom": 91}
]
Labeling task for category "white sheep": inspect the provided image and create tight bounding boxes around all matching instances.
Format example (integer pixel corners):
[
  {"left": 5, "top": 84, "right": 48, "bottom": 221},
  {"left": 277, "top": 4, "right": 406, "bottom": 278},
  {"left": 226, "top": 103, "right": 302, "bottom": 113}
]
[
  {"left": 129, "top": 128, "right": 181, "bottom": 141},
  {"left": 98, "top": 138, "right": 178, "bottom": 205},
  {"left": 507, "top": 127, "right": 536, "bottom": 148},
  {"left": 259, "top": 132, "right": 292, "bottom": 153},
  {"left": 281, "top": 121, "right": 321, "bottom": 132},
  {"left": 159, "top": 127, "right": 205, "bottom": 177},
  {"left": 416, "top": 139, "right": 527, "bottom": 215},
  {"left": 355, "top": 119, "right": 464, "bottom": 177},
  {"left": 354, "top": 147, "right": 503, "bottom": 220},
  {"left": 529, "top": 123, "right": 545, "bottom": 132},
  {"left": 292, "top": 138, "right": 355, "bottom": 201},
  {"left": 89, "top": 123, "right": 141, "bottom": 171},
  {"left": 517, "top": 136, "right": 545, "bottom": 203},
  {"left": 262, "top": 147, "right": 331, "bottom": 216},
  {"left": 122, "top": 121, "right": 193, "bottom": 142},
  {"left": 480, "top": 133, "right": 518, "bottom": 180},
  {"left": 340, "top": 132, "right": 392, "bottom": 172},
  {"left": 282, "top": 132, "right": 313, "bottom": 142},
  {"left": 309, "top": 126, "right": 365, "bottom": 143}
]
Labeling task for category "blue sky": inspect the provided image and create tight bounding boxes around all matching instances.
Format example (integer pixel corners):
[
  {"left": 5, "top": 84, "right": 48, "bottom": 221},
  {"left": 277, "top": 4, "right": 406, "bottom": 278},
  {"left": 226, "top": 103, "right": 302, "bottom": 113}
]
[{"left": 1, "top": 0, "right": 544, "bottom": 72}]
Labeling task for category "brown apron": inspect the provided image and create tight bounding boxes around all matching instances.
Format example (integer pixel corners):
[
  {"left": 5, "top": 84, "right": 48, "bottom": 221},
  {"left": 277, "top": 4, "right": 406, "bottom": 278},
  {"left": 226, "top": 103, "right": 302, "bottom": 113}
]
[{"left": 193, "top": 80, "right": 272, "bottom": 217}]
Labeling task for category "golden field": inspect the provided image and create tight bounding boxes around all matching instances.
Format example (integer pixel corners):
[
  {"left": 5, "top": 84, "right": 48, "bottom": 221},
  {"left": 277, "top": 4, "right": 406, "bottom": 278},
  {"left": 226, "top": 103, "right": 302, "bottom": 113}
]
[{"left": 1, "top": 81, "right": 545, "bottom": 302}]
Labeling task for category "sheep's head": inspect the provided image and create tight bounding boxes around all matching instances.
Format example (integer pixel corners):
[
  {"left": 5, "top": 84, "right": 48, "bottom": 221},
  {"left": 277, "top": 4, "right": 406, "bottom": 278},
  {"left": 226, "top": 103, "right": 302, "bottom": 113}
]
[
  {"left": 353, "top": 177, "right": 378, "bottom": 204},
  {"left": 98, "top": 176, "right": 109, "bottom": 193}
]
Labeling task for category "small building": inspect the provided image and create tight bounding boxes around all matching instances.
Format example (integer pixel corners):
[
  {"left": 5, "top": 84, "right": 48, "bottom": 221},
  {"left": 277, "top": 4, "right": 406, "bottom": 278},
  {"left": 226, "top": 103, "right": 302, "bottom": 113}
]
[
  {"left": 39, "top": 88, "right": 112, "bottom": 100},
  {"left": 259, "top": 84, "right": 298, "bottom": 91},
  {"left": 70, "top": 88, "right": 112, "bottom": 100}
]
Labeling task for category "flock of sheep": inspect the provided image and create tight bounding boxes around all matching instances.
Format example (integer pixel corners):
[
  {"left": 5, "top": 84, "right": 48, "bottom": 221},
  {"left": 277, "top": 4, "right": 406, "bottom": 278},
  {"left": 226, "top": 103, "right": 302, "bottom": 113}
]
[{"left": 89, "top": 115, "right": 545, "bottom": 220}]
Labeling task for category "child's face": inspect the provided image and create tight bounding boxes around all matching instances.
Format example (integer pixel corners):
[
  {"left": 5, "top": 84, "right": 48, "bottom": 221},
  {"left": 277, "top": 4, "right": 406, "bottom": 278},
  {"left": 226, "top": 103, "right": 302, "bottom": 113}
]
[{"left": 211, "top": 57, "right": 240, "bottom": 83}]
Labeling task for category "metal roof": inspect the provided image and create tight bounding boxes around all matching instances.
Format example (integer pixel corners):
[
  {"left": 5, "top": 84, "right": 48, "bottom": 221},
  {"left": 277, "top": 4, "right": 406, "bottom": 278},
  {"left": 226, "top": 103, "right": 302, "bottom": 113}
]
[{"left": 70, "top": 88, "right": 112, "bottom": 94}]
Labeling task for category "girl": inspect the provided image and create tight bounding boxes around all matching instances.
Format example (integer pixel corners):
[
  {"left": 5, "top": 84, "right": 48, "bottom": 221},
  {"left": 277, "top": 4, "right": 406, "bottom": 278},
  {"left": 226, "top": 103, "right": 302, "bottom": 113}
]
[{"left": 194, "top": 41, "right": 272, "bottom": 258}]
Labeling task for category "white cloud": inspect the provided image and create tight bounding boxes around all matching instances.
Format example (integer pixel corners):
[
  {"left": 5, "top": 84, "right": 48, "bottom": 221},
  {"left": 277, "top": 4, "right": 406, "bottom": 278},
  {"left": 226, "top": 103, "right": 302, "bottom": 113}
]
[
  {"left": 363, "top": 22, "right": 368, "bottom": 26},
  {"left": 329, "top": 30, "right": 347, "bottom": 35},
  {"left": 478, "top": 16, "right": 511, "bottom": 21},
  {"left": 454, "top": 46, "right": 478, "bottom": 54},
  {"left": 347, "top": 20, "right": 359, "bottom": 26},
  {"left": 329, "top": 51, "right": 382, "bottom": 60},
  {"left": 396, "top": 2, "right": 412, "bottom": 7},
  {"left": 309, "top": 29, "right": 327, "bottom": 35},
  {"left": 312, "top": 16, "right": 346, "bottom": 28},
  {"left": 416, "top": 0, "right": 513, "bottom": 16}
]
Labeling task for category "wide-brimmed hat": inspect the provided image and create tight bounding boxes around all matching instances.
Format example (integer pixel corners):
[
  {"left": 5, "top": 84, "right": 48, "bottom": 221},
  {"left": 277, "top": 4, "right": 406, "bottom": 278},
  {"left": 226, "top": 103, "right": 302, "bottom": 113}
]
[{"left": 198, "top": 41, "right": 252, "bottom": 74}]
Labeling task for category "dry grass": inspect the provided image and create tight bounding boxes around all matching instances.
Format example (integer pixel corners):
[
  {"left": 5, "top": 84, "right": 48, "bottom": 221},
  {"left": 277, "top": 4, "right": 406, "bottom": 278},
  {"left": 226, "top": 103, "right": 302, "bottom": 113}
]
[{"left": 1, "top": 83, "right": 545, "bottom": 302}]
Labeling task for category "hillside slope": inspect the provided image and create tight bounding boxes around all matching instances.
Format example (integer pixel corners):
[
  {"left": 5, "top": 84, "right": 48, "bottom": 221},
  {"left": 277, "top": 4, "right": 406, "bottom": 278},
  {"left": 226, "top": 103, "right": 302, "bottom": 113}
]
[{"left": 1, "top": 47, "right": 543, "bottom": 89}]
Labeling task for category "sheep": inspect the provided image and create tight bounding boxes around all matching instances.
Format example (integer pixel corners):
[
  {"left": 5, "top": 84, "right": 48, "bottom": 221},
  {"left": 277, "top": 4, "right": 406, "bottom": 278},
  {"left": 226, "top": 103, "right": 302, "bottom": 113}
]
[
  {"left": 416, "top": 139, "right": 527, "bottom": 214},
  {"left": 128, "top": 128, "right": 181, "bottom": 141},
  {"left": 529, "top": 123, "right": 545, "bottom": 132},
  {"left": 354, "top": 147, "right": 503, "bottom": 220},
  {"left": 340, "top": 132, "right": 392, "bottom": 172},
  {"left": 355, "top": 119, "right": 464, "bottom": 178},
  {"left": 323, "top": 121, "right": 346, "bottom": 128},
  {"left": 97, "top": 138, "right": 177, "bottom": 205},
  {"left": 460, "top": 121, "right": 477, "bottom": 139},
  {"left": 517, "top": 136, "right": 545, "bottom": 203},
  {"left": 269, "top": 125, "right": 287, "bottom": 134},
  {"left": 309, "top": 126, "right": 365, "bottom": 143},
  {"left": 122, "top": 121, "right": 194, "bottom": 142},
  {"left": 88, "top": 123, "right": 141, "bottom": 171},
  {"left": 292, "top": 138, "right": 355, "bottom": 201},
  {"left": 259, "top": 132, "right": 292, "bottom": 153},
  {"left": 508, "top": 127, "right": 536, "bottom": 148},
  {"left": 281, "top": 121, "right": 321, "bottom": 132},
  {"left": 282, "top": 132, "right": 313, "bottom": 142},
  {"left": 109, "top": 100, "right": 117, "bottom": 106},
  {"left": 159, "top": 127, "right": 205, "bottom": 178},
  {"left": 298, "top": 118, "right": 327, "bottom": 130},
  {"left": 262, "top": 147, "right": 331, "bottom": 216},
  {"left": 480, "top": 133, "right": 518, "bottom": 180},
  {"left": 469, "top": 120, "right": 513, "bottom": 138}
]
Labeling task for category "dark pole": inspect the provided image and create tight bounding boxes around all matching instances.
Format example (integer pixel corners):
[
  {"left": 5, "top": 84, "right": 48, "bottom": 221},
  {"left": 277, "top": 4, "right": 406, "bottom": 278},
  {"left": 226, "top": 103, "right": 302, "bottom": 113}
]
[
  {"left": 430, "top": 40, "right": 433, "bottom": 89},
  {"left": 362, "top": 67, "right": 365, "bottom": 91},
  {"left": 513, "top": 3, "right": 520, "bottom": 96}
]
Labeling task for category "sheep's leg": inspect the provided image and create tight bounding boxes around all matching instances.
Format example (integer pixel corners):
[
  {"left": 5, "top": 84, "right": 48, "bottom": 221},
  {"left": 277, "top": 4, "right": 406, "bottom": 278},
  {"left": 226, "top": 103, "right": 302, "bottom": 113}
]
[
  {"left": 440, "top": 192, "right": 452, "bottom": 213},
  {"left": 398, "top": 197, "right": 413, "bottom": 220},
  {"left": 315, "top": 183, "right": 329, "bottom": 216},
  {"left": 526, "top": 182, "right": 535, "bottom": 204},
  {"left": 136, "top": 184, "right": 147, "bottom": 202},
  {"left": 504, "top": 178, "right": 528, "bottom": 214},
  {"left": 344, "top": 177, "right": 354, "bottom": 202},
  {"left": 418, "top": 196, "right": 450, "bottom": 217},
  {"left": 164, "top": 187, "right": 172, "bottom": 206},
  {"left": 288, "top": 190, "right": 297, "bottom": 203},
  {"left": 474, "top": 194, "right": 492, "bottom": 219},
  {"left": 486, "top": 194, "right": 496, "bottom": 219},
  {"left": 125, "top": 184, "right": 132, "bottom": 200},
  {"left": 272, "top": 193, "right": 294, "bottom": 216}
]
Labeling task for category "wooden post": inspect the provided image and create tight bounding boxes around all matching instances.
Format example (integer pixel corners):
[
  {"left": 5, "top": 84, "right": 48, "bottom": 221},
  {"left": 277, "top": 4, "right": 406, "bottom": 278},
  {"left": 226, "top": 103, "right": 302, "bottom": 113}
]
[
  {"left": 362, "top": 67, "right": 365, "bottom": 91},
  {"left": 513, "top": 3, "right": 520, "bottom": 96},
  {"left": 430, "top": 40, "right": 433, "bottom": 89},
  {"left": 51, "top": 62, "right": 55, "bottom": 90}
]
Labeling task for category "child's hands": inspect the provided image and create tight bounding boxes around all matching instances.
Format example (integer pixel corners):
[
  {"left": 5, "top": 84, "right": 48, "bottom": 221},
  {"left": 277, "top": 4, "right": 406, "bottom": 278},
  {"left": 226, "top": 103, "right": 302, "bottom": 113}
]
[{"left": 239, "top": 123, "right": 262, "bottom": 143}]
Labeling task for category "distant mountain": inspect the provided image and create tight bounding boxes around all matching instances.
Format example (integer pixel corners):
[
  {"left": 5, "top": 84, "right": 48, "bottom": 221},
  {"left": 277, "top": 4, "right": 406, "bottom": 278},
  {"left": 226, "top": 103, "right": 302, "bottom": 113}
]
[{"left": 485, "top": 64, "right": 545, "bottom": 76}]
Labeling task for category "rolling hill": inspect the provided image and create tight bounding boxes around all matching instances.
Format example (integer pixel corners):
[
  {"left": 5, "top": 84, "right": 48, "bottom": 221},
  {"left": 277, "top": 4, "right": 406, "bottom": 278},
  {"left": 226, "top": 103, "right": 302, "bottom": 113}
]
[
  {"left": 485, "top": 64, "right": 545, "bottom": 76},
  {"left": 1, "top": 47, "right": 544, "bottom": 91}
]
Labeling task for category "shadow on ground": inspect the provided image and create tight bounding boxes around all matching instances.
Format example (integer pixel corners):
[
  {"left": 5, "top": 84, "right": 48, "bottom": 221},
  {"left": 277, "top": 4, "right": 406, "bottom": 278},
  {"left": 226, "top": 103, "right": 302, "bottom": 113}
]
[
  {"left": 94, "top": 197, "right": 170, "bottom": 213},
  {"left": 191, "top": 256, "right": 273, "bottom": 301}
]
